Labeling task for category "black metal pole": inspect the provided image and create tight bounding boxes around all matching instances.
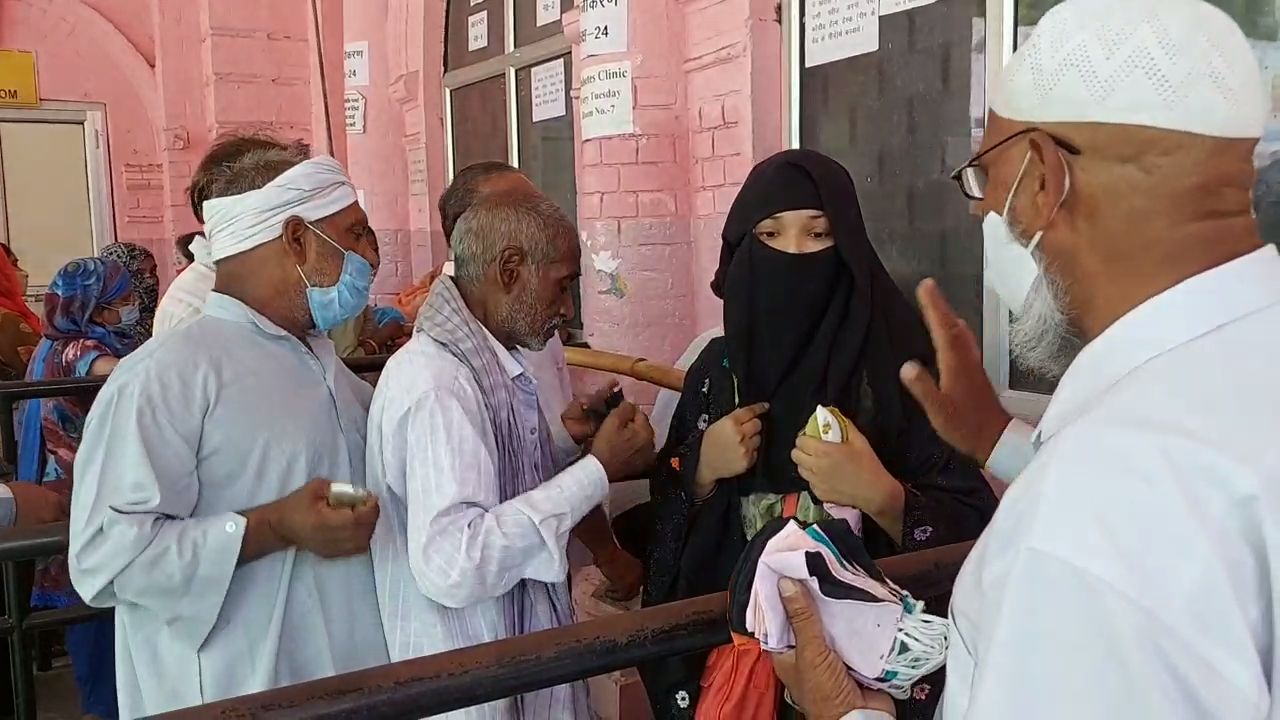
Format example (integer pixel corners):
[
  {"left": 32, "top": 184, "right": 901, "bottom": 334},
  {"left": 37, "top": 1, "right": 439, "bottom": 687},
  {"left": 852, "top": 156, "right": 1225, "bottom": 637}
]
[{"left": 3, "top": 562, "right": 30, "bottom": 720}]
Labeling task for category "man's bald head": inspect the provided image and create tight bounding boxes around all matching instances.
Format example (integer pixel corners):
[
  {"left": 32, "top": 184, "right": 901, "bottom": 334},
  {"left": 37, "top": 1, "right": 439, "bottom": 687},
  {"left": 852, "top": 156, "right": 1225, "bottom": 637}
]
[
  {"left": 452, "top": 191, "right": 579, "bottom": 350},
  {"left": 439, "top": 162, "right": 534, "bottom": 242}
]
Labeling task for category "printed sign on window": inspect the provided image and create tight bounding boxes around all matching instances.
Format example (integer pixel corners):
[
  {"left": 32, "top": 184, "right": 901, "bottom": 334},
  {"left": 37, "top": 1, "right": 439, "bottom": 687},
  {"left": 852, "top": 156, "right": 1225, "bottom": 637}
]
[
  {"left": 531, "top": 59, "right": 567, "bottom": 123},
  {"left": 580, "top": 0, "right": 628, "bottom": 57},
  {"left": 537, "top": 0, "right": 561, "bottom": 27},
  {"left": 880, "top": 0, "right": 935, "bottom": 15},
  {"left": 468, "top": 11, "right": 489, "bottom": 52},
  {"left": 805, "top": 0, "right": 879, "bottom": 68}
]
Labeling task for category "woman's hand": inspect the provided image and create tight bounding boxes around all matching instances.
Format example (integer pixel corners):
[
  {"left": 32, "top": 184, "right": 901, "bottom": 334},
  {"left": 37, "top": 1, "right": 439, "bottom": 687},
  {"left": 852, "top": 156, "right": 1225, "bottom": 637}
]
[
  {"left": 693, "top": 403, "right": 769, "bottom": 498},
  {"left": 791, "top": 426, "right": 905, "bottom": 539}
]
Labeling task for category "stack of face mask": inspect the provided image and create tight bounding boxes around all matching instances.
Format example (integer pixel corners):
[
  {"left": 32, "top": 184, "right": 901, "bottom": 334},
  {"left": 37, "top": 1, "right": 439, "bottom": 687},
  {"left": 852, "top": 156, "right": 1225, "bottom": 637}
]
[{"left": 729, "top": 516, "right": 949, "bottom": 700}]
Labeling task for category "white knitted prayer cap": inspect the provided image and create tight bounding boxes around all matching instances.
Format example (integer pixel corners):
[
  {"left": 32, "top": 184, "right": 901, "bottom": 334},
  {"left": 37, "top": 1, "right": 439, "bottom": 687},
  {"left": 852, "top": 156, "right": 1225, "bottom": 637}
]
[{"left": 991, "top": 0, "right": 1269, "bottom": 139}]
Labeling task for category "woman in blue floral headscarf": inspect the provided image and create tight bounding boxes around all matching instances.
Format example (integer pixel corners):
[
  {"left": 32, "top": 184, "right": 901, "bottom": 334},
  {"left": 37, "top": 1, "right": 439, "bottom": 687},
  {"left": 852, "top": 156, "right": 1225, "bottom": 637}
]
[{"left": 16, "top": 257, "right": 137, "bottom": 720}]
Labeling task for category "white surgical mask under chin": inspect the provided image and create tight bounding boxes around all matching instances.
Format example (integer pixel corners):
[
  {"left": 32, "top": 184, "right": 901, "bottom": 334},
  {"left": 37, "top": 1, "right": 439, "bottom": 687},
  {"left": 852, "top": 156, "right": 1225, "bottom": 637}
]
[{"left": 982, "top": 151, "right": 1070, "bottom": 314}]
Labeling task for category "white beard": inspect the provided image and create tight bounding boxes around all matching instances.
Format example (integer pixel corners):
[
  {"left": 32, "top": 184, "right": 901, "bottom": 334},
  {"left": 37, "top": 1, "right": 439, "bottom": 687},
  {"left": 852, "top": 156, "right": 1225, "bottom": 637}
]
[{"left": 1009, "top": 256, "right": 1076, "bottom": 380}]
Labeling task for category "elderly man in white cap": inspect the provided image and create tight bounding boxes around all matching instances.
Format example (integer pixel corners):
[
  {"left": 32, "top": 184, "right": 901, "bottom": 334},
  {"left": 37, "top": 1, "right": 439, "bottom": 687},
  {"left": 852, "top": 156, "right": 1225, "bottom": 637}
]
[
  {"left": 772, "top": 1, "right": 1280, "bottom": 718},
  {"left": 67, "top": 149, "right": 389, "bottom": 717}
]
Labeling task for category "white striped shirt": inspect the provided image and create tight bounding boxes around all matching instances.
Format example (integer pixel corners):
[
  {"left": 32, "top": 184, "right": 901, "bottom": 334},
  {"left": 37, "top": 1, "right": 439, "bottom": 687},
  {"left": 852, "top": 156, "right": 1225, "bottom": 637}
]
[{"left": 366, "top": 329, "right": 606, "bottom": 720}]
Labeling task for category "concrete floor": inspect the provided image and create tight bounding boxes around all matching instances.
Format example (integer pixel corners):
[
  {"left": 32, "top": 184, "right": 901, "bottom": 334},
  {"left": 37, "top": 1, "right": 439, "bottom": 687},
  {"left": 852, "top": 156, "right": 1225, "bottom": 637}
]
[{"left": 31, "top": 663, "right": 81, "bottom": 720}]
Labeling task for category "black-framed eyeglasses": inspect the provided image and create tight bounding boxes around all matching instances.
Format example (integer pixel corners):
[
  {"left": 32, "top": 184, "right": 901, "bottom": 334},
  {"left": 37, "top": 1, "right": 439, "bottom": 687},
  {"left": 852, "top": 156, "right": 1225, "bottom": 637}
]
[{"left": 949, "top": 128, "right": 1082, "bottom": 201}]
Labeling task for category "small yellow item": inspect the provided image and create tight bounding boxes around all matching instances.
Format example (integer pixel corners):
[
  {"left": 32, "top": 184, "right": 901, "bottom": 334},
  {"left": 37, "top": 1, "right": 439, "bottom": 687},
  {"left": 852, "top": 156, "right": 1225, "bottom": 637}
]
[{"left": 803, "top": 405, "right": 852, "bottom": 443}]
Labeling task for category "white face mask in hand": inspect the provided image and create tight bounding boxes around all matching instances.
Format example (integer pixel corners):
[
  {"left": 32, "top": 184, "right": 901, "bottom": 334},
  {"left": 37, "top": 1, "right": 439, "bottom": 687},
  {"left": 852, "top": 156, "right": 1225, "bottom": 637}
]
[{"left": 982, "top": 151, "right": 1070, "bottom": 314}]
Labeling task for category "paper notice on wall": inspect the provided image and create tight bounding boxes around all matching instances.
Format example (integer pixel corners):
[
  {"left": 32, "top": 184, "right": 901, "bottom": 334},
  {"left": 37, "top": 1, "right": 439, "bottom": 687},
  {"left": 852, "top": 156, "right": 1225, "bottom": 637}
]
[
  {"left": 468, "top": 11, "right": 489, "bottom": 52},
  {"left": 805, "top": 0, "right": 879, "bottom": 68},
  {"left": 580, "top": 61, "right": 634, "bottom": 140},
  {"left": 580, "top": 0, "right": 628, "bottom": 57},
  {"left": 537, "top": 0, "right": 561, "bottom": 27},
  {"left": 344, "top": 91, "right": 366, "bottom": 134},
  {"left": 531, "top": 59, "right": 567, "bottom": 123},
  {"left": 344, "top": 41, "right": 370, "bottom": 87},
  {"left": 881, "top": 0, "right": 935, "bottom": 14}
]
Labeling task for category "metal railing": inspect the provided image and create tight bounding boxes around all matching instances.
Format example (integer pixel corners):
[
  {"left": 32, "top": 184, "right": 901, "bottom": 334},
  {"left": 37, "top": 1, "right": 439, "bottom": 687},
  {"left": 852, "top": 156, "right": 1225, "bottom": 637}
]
[
  {"left": 0, "top": 355, "right": 391, "bottom": 720},
  {"left": 148, "top": 541, "right": 972, "bottom": 719}
]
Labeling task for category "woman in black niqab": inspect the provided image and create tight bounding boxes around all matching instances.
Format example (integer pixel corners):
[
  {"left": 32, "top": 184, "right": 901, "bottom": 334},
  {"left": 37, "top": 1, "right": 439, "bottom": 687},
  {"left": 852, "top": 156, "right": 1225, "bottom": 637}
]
[{"left": 639, "top": 149, "right": 996, "bottom": 720}]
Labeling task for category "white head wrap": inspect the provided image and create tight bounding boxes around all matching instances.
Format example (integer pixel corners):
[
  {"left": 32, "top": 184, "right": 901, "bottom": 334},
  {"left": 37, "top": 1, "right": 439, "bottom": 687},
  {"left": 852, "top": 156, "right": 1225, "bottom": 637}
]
[
  {"left": 203, "top": 156, "right": 358, "bottom": 263},
  {"left": 189, "top": 233, "right": 214, "bottom": 269},
  {"left": 992, "top": 0, "right": 1268, "bottom": 139}
]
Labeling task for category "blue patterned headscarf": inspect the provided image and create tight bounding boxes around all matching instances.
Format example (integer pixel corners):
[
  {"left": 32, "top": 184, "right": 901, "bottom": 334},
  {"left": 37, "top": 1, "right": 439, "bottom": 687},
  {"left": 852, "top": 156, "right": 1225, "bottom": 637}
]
[{"left": 16, "top": 258, "right": 134, "bottom": 483}]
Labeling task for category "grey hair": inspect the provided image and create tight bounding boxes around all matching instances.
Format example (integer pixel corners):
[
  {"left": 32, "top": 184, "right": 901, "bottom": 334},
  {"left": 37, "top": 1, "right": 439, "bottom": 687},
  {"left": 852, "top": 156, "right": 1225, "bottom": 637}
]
[
  {"left": 452, "top": 192, "right": 577, "bottom": 288},
  {"left": 198, "top": 146, "right": 307, "bottom": 212}
]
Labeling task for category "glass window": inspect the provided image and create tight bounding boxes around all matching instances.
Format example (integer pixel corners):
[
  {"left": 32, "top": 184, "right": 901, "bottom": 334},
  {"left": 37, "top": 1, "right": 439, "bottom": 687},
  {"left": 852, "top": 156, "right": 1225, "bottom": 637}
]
[
  {"left": 515, "top": 0, "right": 573, "bottom": 47},
  {"left": 1008, "top": 0, "right": 1280, "bottom": 394},
  {"left": 446, "top": 0, "right": 507, "bottom": 71},
  {"left": 450, "top": 76, "right": 510, "bottom": 172},
  {"left": 800, "top": 0, "right": 988, "bottom": 336},
  {"left": 444, "top": 7, "right": 582, "bottom": 331},
  {"left": 517, "top": 55, "right": 583, "bottom": 328}
]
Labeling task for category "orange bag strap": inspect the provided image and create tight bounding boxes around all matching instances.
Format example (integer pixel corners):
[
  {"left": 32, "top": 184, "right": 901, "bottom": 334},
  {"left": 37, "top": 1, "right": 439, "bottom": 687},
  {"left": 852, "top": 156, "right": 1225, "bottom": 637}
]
[{"left": 782, "top": 492, "right": 800, "bottom": 520}]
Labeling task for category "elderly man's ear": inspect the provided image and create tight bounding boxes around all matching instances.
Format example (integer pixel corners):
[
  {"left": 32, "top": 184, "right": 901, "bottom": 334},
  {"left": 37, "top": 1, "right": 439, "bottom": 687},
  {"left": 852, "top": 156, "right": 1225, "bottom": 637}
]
[
  {"left": 281, "top": 216, "right": 311, "bottom": 265},
  {"left": 496, "top": 245, "right": 527, "bottom": 291}
]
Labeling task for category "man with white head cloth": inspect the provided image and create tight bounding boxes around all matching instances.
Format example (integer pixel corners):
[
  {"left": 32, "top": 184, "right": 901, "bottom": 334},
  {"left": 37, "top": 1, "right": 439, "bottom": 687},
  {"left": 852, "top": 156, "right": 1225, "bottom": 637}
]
[
  {"left": 772, "top": 1, "right": 1280, "bottom": 718},
  {"left": 67, "top": 152, "right": 389, "bottom": 717},
  {"left": 153, "top": 133, "right": 310, "bottom": 335}
]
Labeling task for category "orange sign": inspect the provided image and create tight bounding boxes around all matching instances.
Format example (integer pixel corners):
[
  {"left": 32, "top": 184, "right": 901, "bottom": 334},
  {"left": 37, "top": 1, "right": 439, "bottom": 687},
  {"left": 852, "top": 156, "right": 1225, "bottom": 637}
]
[{"left": 0, "top": 50, "right": 38, "bottom": 107}]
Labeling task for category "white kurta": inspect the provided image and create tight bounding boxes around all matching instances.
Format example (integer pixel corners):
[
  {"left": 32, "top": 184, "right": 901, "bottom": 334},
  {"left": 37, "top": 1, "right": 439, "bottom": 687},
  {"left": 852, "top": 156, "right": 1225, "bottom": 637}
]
[
  {"left": 366, "top": 329, "right": 608, "bottom": 720},
  {"left": 944, "top": 246, "right": 1280, "bottom": 719},
  {"left": 152, "top": 261, "right": 215, "bottom": 335},
  {"left": 68, "top": 292, "right": 389, "bottom": 718}
]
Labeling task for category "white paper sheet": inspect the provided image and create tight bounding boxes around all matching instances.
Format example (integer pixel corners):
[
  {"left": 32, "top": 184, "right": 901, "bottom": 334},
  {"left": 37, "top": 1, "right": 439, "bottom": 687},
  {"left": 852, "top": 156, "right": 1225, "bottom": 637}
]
[
  {"left": 580, "top": 61, "right": 634, "bottom": 139},
  {"left": 344, "top": 41, "right": 369, "bottom": 87},
  {"left": 537, "top": 0, "right": 561, "bottom": 27},
  {"left": 468, "top": 11, "right": 489, "bottom": 52},
  {"left": 343, "top": 91, "right": 366, "bottom": 134},
  {"left": 805, "top": 0, "right": 879, "bottom": 69},
  {"left": 881, "top": 0, "right": 936, "bottom": 15},
  {"left": 580, "top": 0, "right": 628, "bottom": 57},
  {"left": 531, "top": 59, "right": 567, "bottom": 123}
]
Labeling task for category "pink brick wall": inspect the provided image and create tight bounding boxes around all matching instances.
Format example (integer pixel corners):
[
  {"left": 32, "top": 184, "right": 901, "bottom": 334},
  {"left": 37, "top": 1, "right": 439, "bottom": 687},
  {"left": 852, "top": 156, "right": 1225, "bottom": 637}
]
[
  {"left": 683, "top": 0, "right": 785, "bottom": 333},
  {"left": 4, "top": 0, "right": 345, "bottom": 284},
  {"left": 343, "top": 0, "right": 414, "bottom": 301},
  {"left": 5, "top": 0, "right": 786, "bottom": 340},
  {"left": 567, "top": 1, "right": 696, "bottom": 404},
  {"left": 0, "top": 0, "right": 166, "bottom": 267},
  {"left": 559, "top": 0, "right": 784, "bottom": 382}
]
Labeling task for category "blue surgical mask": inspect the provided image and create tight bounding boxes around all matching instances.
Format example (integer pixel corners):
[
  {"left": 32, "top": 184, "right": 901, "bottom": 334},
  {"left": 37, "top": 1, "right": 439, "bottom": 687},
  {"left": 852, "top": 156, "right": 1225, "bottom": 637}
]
[
  {"left": 297, "top": 222, "right": 373, "bottom": 332},
  {"left": 115, "top": 303, "right": 140, "bottom": 328}
]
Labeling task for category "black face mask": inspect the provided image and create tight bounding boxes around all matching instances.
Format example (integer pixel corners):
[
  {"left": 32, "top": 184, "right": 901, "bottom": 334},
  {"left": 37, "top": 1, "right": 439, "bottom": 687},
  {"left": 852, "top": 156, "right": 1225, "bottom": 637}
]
[
  {"left": 722, "top": 236, "right": 853, "bottom": 495},
  {"left": 729, "top": 239, "right": 841, "bottom": 400}
]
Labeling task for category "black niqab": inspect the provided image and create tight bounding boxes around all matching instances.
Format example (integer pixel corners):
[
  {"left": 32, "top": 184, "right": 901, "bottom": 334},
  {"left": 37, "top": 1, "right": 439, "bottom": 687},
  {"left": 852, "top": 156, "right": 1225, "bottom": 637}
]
[{"left": 715, "top": 149, "right": 936, "bottom": 494}]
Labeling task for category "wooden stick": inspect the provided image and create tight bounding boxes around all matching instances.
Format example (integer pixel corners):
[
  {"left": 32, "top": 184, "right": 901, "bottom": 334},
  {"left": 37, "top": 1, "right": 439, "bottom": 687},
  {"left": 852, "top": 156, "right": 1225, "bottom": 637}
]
[{"left": 564, "top": 347, "right": 685, "bottom": 392}]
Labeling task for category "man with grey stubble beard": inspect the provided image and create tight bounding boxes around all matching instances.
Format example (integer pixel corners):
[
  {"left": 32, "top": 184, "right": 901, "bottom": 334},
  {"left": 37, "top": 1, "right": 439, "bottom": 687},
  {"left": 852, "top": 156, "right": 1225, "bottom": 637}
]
[{"left": 366, "top": 191, "right": 656, "bottom": 720}]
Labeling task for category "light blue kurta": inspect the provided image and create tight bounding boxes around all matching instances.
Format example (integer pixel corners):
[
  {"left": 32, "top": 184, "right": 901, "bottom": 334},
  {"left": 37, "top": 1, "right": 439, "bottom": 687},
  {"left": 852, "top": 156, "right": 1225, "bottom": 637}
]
[{"left": 68, "top": 292, "right": 389, "bottom": 718}]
